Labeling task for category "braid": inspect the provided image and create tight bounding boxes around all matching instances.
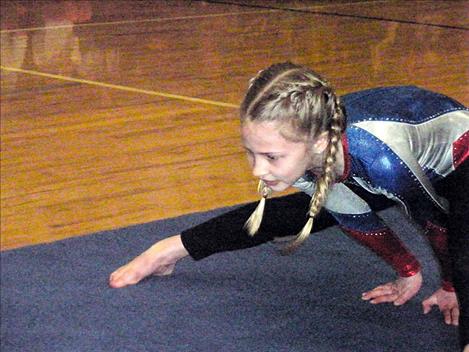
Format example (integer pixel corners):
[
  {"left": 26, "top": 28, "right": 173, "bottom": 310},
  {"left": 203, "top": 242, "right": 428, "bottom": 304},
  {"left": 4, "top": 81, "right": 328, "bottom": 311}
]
[
  {"left": 282, "top": 90, "right": 345, "bottom": 254},
  {"left": 243, "top": 180, "right": 271, "bottom": 235},
  {"left": 241, "top": 62, "right": 300, "bottom": 118}
]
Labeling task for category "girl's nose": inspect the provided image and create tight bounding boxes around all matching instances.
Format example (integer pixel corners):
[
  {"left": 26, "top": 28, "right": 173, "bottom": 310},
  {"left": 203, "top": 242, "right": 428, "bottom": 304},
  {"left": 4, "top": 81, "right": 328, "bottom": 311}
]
[{"left": 252, "top": 158, "right": 268, "bottom": 178}]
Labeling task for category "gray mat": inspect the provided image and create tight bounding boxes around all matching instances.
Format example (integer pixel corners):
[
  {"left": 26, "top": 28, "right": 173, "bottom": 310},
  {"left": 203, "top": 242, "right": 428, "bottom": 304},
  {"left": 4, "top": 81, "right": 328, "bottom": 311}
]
[{"left": 0, "top": 201, "right": 459, "bottom": 352}]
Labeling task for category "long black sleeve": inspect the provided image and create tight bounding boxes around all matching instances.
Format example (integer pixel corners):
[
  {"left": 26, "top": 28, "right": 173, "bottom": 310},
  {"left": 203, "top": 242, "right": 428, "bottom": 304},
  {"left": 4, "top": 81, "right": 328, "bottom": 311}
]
[{"left": 180, "top": 192, "right": 337, "bottom": 260}]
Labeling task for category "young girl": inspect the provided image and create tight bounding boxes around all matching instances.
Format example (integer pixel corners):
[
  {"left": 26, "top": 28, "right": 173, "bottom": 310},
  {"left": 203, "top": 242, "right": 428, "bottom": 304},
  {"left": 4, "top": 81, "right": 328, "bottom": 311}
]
[{"left": 109, "top": 62, "right": 469, "bottom": 350}]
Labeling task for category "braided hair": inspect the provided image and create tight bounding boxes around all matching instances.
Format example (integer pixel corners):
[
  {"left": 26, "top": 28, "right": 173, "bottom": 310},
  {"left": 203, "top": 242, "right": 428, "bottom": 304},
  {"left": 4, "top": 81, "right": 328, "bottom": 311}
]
[{"left": 241, "top": 62, "right": 346, "bottom": 253}]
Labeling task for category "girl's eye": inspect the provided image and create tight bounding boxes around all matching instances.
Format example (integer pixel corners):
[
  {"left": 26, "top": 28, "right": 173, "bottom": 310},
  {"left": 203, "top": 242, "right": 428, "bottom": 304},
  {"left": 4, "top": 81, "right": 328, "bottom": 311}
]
[{"left": 266, "top": 154, "right": 279, "bottom": 161}]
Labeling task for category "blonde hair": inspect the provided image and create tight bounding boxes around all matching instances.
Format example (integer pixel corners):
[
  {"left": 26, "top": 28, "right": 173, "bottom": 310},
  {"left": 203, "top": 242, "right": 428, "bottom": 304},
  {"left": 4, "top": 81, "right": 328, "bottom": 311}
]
[{"left": 241, "top": 62, "right": 346, "bottom": 254}]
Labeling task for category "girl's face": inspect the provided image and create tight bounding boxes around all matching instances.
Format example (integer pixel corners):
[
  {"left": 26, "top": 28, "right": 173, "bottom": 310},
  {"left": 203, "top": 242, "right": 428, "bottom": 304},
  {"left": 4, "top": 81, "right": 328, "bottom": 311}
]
[{"left": 241, "top": 120, "right": 324, "bottom": 192}]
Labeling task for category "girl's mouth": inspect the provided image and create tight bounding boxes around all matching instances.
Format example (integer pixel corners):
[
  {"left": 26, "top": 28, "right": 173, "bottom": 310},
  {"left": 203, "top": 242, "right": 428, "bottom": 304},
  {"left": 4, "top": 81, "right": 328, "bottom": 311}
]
[{"left": 263, "top": 180, "right": 279, "bottom": 187}]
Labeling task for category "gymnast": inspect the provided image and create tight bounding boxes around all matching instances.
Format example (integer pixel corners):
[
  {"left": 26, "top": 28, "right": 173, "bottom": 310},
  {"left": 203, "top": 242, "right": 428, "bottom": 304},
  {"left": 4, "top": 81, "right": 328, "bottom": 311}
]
[{"left": 109, "top": 62, "right": 469, "bottom": 350}]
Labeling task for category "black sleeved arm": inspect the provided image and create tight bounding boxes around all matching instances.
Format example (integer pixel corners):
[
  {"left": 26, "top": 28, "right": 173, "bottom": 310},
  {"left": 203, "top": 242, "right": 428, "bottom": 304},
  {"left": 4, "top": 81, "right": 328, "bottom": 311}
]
[{"left": 180, "top": 192, "right": 337, "bottom": 260}]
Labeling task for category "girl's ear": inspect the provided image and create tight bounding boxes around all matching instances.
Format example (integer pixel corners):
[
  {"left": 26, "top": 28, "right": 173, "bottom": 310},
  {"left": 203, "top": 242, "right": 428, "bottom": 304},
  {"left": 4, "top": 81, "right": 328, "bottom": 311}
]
[{"left": 312, "top": 131, "right": 329, "bottom": 154}]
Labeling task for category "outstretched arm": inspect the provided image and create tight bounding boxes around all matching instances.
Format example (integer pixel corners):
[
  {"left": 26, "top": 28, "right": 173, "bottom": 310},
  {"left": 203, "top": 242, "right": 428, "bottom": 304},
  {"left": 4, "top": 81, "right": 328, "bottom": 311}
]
[
  {"left": 180, "top": 192, "right": 337, "bottom": 260},
  {"left": 109, "top": 192, "right": 337, "bottom": 288}
]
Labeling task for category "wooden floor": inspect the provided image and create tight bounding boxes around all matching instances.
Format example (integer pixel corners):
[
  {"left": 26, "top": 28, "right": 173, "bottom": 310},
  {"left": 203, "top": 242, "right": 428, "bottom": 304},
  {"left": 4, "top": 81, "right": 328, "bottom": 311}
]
[{"left": 1, "top": 0, "right": 468, "bottom": 250}]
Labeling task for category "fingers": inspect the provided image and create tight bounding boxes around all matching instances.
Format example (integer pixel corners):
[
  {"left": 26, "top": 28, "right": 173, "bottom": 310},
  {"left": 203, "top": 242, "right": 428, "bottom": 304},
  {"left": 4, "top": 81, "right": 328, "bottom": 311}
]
[
  {"left": 109, "top": 265, "right": 141, "bottom": 288},
  {"left": 452, "top": 307, "right": 460, "bottom": 326},
  {"left": 362, "top": 283, "right": 399, "bottom": 304},
  {"left": 442, "top": 306, "right": 459, "bottom": 326},
  {"left": 422, "top": 296, "right": 436, "bottom": 315},
  {"left": 362, "top": 275, "right": 421, "bottom": 306},
  {"left": 363, "top": 281, "right": 460, "bottom": 327},
  {"left": 442, "top": 308, "right": 452, "bottom": 325},
  {"left": 393, "top": 294, "right": 409, "bottom": 306},
  {"left": 109, "top": 257, "right": 153, "bottom": 288},
  {"left": 422, "top": 290, "right": 460, "bottom": 326},
  {"left": 441, "top": 306, "right": 459, "bottom": 326},
  {"left": 109, "top": 254, "right": 177, "bottom": 288},
  {"left": 109, "top": 271, "right": 128, "bottom": 288}
]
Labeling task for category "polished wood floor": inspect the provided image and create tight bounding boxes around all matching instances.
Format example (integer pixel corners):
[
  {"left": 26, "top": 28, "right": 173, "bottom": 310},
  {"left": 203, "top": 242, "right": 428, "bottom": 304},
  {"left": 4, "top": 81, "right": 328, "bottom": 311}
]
[{"left": 1, "top": 0, "right": 468, "bottom": 250}]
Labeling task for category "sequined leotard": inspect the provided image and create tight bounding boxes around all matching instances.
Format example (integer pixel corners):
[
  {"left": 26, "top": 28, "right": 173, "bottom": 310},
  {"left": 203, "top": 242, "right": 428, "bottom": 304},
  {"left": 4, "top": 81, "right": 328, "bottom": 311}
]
[
  {"left": 179, "top": 85, "right": 469, "bottom": 347},
  {"left": 181, "top": 86, "right": 468, "bottom": 279}
]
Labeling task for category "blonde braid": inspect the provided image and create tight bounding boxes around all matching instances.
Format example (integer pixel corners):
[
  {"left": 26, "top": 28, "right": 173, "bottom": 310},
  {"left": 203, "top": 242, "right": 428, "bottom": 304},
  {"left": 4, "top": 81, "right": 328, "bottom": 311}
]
[
  {"left": 282, "top": 92, "right": 345, "bottom": 254},
  {"left": 244, "top": 180, "right": 272, "bottom": 235}
]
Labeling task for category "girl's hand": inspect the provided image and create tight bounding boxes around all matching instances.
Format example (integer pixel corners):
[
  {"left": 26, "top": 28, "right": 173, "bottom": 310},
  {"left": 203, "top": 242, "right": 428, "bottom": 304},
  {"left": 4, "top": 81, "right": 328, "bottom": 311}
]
[
  {"left": 361, "top": 271, "right": 423, "bottom": 306},
  {"left": 422, "top": 288, "right": 459, "bottom": 326},
  {"left": 109, "top": 235, "right": 189, "bottom": 288}
]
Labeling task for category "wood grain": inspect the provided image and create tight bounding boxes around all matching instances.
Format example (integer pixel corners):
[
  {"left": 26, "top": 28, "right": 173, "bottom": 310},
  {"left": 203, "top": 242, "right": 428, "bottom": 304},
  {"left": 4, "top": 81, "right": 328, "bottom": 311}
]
[{"left": 1, "top": 0, "right": 468, "bottom": 249}]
